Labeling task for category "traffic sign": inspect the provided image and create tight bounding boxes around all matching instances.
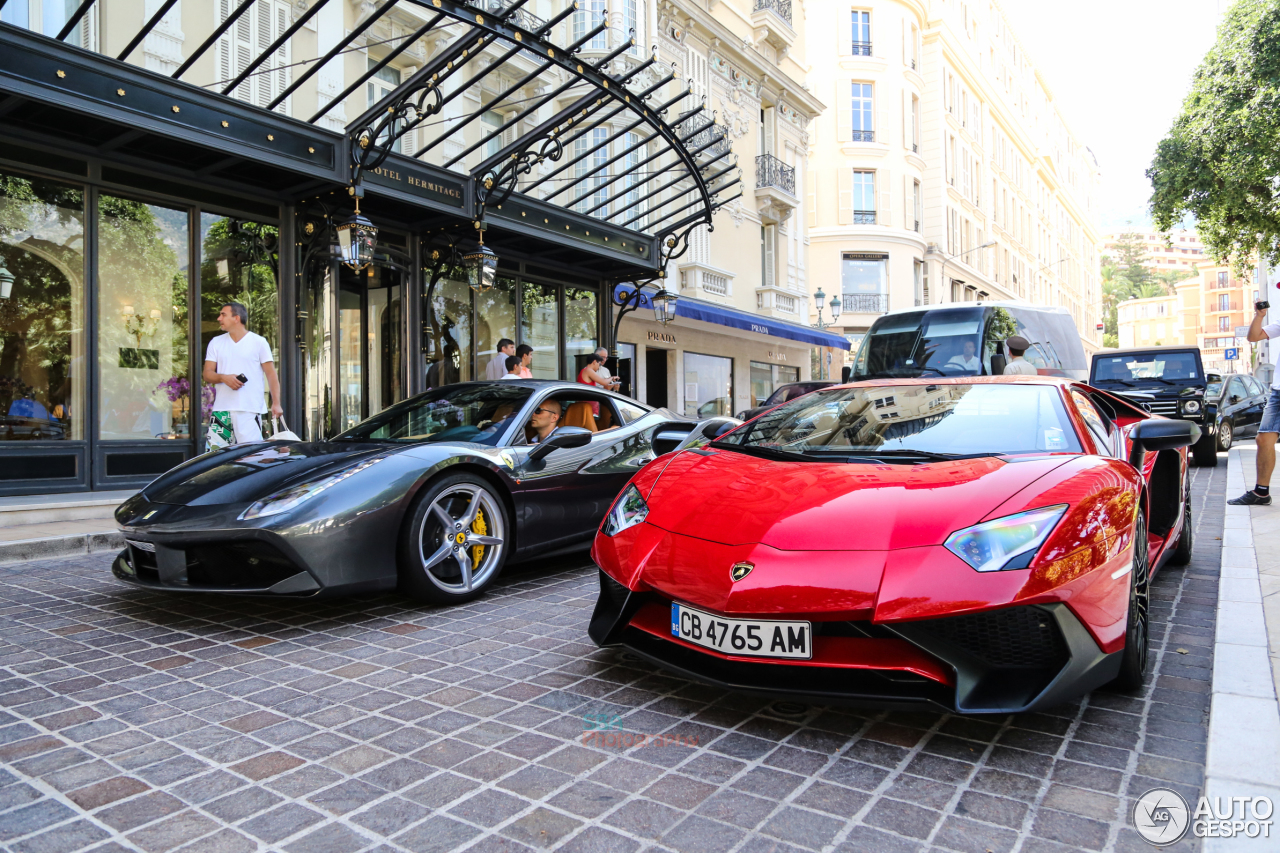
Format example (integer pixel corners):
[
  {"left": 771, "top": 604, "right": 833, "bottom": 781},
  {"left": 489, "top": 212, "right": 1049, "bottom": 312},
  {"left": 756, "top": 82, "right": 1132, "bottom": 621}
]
[
  {"left": 1225, "top": 347, "right": 1239, "bottom": 360},
  {"left": 1235, "top": 325, "right": 1250, "bottom": 338}
]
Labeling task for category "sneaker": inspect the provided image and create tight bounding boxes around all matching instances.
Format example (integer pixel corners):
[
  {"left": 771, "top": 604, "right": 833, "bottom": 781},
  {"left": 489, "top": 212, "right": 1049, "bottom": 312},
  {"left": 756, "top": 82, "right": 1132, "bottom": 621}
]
[{"left": 1228, "top": 491, "right": 1273, "bottom": 506}]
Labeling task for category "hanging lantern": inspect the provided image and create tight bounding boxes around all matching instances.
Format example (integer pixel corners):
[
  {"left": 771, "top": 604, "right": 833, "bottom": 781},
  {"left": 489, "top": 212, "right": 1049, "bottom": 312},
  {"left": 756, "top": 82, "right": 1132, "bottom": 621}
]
[
  {"left": 462, "top": 231, "right": 499, "bottom": 293},
  {"left": 336, "top": 197, "right": 377, "bottom": 271},
  {"left": 0, "top": 258, "right": 12, "bottom": 300},
  {"left": 652, "top": 289, "right": 678, "bottom": 325}
]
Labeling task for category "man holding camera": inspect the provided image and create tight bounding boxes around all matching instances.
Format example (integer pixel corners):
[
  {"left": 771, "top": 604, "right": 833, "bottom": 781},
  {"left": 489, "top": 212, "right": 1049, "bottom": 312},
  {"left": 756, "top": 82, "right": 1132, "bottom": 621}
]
[
  {"left": 1230, "top": 297, "right": 1280, "bottom": 505},
  {"left": 203, "top": 302, "right": 282, "bottom": 447}
]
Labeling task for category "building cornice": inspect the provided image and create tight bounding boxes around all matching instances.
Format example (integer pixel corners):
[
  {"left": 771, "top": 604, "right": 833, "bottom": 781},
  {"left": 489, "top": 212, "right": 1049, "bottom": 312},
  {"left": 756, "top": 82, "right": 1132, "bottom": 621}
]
[{"left": 660, "top": 0, "right": 824, "bottom": 118}]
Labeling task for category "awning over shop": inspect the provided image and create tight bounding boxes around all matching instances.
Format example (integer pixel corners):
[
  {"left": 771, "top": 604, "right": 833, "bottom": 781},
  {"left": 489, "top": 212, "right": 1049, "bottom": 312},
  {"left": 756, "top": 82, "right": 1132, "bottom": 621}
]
[{"left": 613, "top": 285, "right": 852, "bottom": 350}]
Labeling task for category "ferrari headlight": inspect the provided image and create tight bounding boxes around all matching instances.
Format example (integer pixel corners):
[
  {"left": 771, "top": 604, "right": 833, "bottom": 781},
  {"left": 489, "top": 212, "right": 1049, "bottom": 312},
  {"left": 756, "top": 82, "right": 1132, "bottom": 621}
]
[
  {"left": 944, "top": 505, "right": 1068, "bottom": 573},
  {"left": 239, "top": 455, "right": 388, "bottom": 520},
  {"left": 602, "top": 485, "right": 649, "bottom": 536},
  {"left": 1183, "top": 400, "right": 1201, "bottom": 414}
]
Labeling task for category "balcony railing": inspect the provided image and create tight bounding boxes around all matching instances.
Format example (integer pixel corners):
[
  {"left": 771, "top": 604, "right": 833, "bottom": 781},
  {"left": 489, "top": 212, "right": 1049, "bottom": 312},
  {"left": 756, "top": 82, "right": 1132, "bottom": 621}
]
[
  {"left": 842, "top": 293, "right": 889, "bottom": 313},
  {"left": 754, "top": 0, "right": 792, "bottom": 26},
  {"left": 484, "top": 0, "right": 547, "bottom": 31},
  {"left": 853, "top": 210, "right": 876, "bottom": 225},
  {"left": 755, "top": 153, "right": 796, "bottom": 196},
  {"left": 852, "top": 41, "right": 872, "bottom": 56},
  {"left": 852, "top": 130, "right": 875, "bottom": 142}
]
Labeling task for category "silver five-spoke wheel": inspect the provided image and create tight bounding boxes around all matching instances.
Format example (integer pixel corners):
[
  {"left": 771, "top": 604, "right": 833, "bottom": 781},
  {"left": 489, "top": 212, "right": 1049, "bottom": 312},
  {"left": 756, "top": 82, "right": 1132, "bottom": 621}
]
[{"left": 410, "top": 481, "right": 507, "bottom": 598}]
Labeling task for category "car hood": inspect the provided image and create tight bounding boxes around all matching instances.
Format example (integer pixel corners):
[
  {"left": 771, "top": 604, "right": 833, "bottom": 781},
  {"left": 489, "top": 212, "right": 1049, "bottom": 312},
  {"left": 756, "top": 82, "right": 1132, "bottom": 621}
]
[
  {"left": 143, "top": 442, "right": 397, "bottom": 506},
  {"left": 642, "top": 448, "right": 1074, "bottom": 550}
]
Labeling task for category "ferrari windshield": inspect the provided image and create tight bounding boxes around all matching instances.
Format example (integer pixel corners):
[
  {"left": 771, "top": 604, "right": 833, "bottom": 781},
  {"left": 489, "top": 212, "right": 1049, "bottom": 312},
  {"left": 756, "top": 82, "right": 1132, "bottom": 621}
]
[
  {"left": 336, "top": 384, "right": 532, "bottom": 445},
  {"left": 716, "top": 383, "right": 1082, "bottom": 458}
]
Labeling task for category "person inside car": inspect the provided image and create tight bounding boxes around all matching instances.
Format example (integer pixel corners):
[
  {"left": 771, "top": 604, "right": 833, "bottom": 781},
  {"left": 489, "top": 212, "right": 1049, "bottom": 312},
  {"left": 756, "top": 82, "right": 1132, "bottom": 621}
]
[
  {"left": 946, "top": 340, "right": 981, "bottom": 372},
  {"left": 526, "top": 398, "right": 563, "bottom": 443}
]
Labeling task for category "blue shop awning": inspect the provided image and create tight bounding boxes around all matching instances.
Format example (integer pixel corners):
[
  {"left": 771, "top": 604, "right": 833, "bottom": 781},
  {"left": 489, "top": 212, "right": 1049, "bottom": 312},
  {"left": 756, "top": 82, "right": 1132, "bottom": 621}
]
[{"left": 614, "top": 285, "right": 852, "bottom": 350}]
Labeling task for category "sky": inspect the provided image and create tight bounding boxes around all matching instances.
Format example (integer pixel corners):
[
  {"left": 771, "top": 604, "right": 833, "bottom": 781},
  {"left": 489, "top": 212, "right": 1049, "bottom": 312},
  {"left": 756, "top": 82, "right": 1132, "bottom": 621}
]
[{"left": 996, "top": 0, "right": 1230, "bottom": 233}]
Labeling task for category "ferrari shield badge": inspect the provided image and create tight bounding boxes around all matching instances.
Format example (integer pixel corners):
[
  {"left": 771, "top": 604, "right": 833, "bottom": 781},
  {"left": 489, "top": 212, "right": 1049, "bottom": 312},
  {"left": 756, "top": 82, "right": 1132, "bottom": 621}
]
[{"left": 730, "top": 562, "right": 754, "bottom": 582}]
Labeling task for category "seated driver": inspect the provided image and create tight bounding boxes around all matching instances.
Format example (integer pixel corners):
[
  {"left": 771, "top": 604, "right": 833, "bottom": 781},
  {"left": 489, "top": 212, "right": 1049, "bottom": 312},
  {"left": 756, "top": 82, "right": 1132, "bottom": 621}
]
[
  {"left": 946, "top": 340, "right": 981, "bottom": 373},
  {"left": 525, "top": 398, "right": 563, "bottom": 444}
]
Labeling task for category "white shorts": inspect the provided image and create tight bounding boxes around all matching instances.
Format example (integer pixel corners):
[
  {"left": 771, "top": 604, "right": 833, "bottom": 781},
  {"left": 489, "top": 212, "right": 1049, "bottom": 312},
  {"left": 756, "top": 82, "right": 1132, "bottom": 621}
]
[{"left": 208, "top": 411, "right": 263, "bottom": 448}]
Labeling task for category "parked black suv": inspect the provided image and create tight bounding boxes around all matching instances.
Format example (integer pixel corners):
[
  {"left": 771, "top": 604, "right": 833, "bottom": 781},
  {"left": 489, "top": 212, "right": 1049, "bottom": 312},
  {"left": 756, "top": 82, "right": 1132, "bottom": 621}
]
[{"left": 1090, "top": 347, "right": 1218, "bottom": 466}]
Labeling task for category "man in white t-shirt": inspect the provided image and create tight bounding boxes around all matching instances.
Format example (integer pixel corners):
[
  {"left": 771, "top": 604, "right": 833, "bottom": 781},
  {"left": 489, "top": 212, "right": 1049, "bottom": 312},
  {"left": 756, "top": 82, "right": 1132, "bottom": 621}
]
[
  {"left": 591, "top": 347, "right": 621, "bottom": 391},
  {"left": 202, "top": 302, "right": 282, "bottom": 446},
  {"left": 1231, "top": 300, "right": 1280, "bottom": 505}
]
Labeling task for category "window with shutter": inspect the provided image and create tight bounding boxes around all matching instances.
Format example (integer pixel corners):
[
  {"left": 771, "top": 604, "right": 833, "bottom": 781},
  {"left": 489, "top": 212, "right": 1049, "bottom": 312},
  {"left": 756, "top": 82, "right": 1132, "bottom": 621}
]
[
  {"left": 837, "top": 169, "right": 852, "bottom": 226},
  {"left": 762, "top": 226, "right": 775, "bottom": 289},
  {"left": 217, "top": 0, "right": 291, "bottom": 112}
]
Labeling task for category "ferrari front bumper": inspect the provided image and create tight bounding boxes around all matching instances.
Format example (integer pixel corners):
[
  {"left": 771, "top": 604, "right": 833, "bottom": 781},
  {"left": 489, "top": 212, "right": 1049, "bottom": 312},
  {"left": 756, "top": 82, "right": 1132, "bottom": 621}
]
[{"left": 589, "top": 570, "right": 1122, "bottom": 714}]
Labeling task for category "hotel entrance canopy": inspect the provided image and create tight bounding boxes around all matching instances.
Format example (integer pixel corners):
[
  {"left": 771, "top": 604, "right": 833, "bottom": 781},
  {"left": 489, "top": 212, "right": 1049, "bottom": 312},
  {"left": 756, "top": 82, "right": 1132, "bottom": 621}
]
[{"left": 0, "top": 0, "right": 741, "bottom": 277}]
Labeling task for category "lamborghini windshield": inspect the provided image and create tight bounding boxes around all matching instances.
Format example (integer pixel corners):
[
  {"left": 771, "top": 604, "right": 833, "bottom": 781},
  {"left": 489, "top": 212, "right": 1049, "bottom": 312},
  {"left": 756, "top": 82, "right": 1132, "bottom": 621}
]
[
  {"left": 715, "top": 383, "right": 1082, "bottom": 459},
  {"left": 336, "top": 384, "right": 532, "bottom": 445}
]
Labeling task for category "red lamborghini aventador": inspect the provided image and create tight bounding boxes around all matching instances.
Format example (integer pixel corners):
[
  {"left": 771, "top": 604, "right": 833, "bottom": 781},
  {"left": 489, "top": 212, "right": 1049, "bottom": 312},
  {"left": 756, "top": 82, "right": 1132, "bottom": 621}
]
[{"left": 589, "top": 377, "right": 1200, "bottom": 714}]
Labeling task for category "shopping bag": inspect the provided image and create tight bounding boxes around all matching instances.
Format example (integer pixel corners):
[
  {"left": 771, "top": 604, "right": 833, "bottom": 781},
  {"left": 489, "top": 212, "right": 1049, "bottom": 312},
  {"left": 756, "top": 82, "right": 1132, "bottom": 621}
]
[
  {"left": 207, "top": 411, "right": 234, "bottom": 449},
  {"left": 269, "top": 416, "right": 301, "bottom": 441}
]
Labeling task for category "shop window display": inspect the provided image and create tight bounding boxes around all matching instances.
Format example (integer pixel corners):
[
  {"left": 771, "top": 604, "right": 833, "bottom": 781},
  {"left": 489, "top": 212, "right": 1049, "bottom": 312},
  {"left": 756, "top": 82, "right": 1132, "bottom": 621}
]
[
  {"left": 0, "top": 171, "right": 85, "bottom": 443},
  {"left": 96, "top": 194, "right": 189, "bottom": 441}
]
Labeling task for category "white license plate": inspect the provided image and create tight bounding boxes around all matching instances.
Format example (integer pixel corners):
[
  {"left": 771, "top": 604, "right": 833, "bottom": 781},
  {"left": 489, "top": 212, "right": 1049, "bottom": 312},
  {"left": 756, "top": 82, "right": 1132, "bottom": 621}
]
[{"left": 670, "top": 603, "right": 812, "bottom": 660}]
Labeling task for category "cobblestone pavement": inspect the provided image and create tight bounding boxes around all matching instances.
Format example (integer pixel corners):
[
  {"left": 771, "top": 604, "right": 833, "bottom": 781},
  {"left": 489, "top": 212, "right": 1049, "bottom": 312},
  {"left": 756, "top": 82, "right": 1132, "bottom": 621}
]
[{"left": 0, "top": 462, "right": 1222, "bottom": 853}]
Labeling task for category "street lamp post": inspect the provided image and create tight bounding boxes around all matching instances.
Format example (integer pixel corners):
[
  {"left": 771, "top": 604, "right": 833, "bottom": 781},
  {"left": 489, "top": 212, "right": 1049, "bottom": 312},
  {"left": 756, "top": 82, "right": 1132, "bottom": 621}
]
[
  {"left": 931, "top": 241, "right": 996, "bottom": 304},
  {"left": 811, "top": 288, "right": 842, "bottom": 380}
]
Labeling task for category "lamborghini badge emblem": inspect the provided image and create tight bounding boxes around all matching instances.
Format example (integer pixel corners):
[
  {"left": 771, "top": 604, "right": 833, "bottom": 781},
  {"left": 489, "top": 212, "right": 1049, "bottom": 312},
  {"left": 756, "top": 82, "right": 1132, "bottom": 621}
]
[{"left": 730, "top": 562, "right": 754, "bottom": 582}]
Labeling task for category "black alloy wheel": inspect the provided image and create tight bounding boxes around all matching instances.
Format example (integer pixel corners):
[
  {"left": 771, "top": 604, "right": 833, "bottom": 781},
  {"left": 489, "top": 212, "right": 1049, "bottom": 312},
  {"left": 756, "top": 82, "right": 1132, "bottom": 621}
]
[
  {"left": 1217, "top": 419, "right": 1234, "bottom": 452},
  {"left": 398, "top": 473, "right": 510, "bottom": 605},
  {"left": 1169, "top": 469, "right": 1194, "bottom": 566},
  {"left": 1113, "top": 509, "right": 1151, "bottom": 691},
  {"left": 1192, "top": 428, "right": 1219, "bottom": 467}
]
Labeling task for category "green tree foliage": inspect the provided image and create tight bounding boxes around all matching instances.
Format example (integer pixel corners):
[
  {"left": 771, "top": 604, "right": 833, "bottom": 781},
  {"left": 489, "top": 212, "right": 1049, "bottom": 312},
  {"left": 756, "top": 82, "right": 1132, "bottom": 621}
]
[
  {"left": 1148, "top": 0, "right": 1280, "bottom": 269},
  {"left": 1110, "top": 233, "right": 1156, "bottom": 290}
]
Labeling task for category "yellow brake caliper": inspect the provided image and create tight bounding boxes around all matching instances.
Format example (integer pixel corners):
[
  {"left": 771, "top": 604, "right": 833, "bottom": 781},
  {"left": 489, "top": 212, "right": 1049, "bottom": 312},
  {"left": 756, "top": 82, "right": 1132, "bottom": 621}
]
[{"left": 471, "top": 507, "right": 487, "bottom": 566}]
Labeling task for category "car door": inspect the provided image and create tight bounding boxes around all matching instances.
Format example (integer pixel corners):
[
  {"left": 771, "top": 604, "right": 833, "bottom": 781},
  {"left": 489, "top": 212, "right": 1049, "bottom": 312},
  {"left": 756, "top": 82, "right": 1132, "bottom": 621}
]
[
  {"left": 1242, "top": 376, "right": 1267, "bottom": 436},
  {"left": 507, "top": 392, "right": 635, "bottom": 552},
  {"left": 1223, "top": 377, "right": 1251, "bottom": 436}
]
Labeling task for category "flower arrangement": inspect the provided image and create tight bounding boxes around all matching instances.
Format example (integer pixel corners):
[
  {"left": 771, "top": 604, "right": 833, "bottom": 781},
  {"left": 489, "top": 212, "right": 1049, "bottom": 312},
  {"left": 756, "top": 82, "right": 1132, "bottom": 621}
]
[{"left": 155, "top": 377, "right": 216, "bottom": 423}]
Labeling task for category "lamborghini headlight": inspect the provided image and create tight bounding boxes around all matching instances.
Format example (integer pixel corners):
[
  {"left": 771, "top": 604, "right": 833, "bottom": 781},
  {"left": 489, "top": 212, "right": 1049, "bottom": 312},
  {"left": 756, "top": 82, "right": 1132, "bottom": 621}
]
[
  {"left": 239, "top": 455, "right": 388, "bottom": 520},
  {"left": 944, "top": 505, "right": 1068, "bottom": 573},
  {"left": 602, "top": 485, "right": 649, "bottom": 536}
]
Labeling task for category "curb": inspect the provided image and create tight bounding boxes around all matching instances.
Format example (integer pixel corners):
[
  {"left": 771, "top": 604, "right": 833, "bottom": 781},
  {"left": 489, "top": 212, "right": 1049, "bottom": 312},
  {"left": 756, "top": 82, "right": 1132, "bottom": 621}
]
[
  {"left": 0, "top": 531, "right": 124, "bottom": 567},
  {"left": 1203, "top": 448, "right": 1280, "bottom": 851}
]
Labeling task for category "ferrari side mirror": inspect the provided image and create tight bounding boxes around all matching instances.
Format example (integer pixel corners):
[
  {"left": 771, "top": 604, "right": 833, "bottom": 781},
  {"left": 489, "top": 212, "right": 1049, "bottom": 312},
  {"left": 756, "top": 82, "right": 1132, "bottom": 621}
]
[{"left": 528, "top": 426, "right": 592, "bottom": 462}]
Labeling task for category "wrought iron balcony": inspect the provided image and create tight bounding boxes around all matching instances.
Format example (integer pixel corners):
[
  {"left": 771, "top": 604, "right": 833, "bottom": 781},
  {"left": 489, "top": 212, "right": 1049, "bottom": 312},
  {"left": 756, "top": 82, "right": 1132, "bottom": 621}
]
[
  {"left": 852, "top": 41, "right": 872, "bottom": 56},
  {"left": 852, "top": 130, "right": 875, "bottom": 143},
  {"left": 842, "top": 293, "right": 889, "bottom": 313},
  {"left": 756, "top": 154, "right": 795, "bottom": 196},
  {"left": 754, "top": 0, "right": 793, "bottom": 26},
  {"left": 853, "top": 210, "right": 876, "bottom": 225}
]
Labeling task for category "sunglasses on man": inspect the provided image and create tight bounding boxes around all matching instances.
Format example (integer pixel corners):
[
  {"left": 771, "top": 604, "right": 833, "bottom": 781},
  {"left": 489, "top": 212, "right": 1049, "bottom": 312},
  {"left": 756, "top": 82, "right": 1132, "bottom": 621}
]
[{"left": 533, "top": 407, "right": 560, "bottom": 417}]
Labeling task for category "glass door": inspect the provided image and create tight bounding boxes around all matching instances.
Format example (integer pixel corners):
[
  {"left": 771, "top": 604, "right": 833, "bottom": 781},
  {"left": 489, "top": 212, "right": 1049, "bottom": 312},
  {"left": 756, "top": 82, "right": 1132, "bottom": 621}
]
[{"left": 337, "top": 264, "right": 405, "bottom": 433}]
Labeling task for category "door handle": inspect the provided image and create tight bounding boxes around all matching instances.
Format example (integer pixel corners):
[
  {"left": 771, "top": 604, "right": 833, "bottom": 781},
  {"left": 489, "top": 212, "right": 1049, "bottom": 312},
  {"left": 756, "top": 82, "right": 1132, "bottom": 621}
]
[{"left": 630, "top": 454, "right": 653, "bottom": 467}]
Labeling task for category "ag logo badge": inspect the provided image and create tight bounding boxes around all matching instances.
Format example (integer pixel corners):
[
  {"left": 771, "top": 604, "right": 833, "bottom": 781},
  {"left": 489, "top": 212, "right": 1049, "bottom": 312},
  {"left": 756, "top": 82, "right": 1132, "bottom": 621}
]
[
  {"left": 1132, "top": 787, "right": 1190, "bottom": 845},
  {"left": 730, "top": 562, "right": 754, "bottom": 582}
]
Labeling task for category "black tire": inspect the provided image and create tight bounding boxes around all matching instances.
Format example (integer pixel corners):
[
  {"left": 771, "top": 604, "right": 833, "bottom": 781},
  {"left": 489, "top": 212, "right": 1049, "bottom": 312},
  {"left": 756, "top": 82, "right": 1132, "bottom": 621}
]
[
  {"left": 1192, "top": 430, "right": 1218, "bottom": 467},
  {"left": 398, "top": 473, "right": 510, "bottom": 605},
  {"left": 1113, "top": 510, "right": 1151, "bottom": 692},
  {"left": 1217, "top": 419, "right": 1234, "bottom": 452},
  {"left": 1169, "top": 470, "right": 1193, "bottom": 566}
]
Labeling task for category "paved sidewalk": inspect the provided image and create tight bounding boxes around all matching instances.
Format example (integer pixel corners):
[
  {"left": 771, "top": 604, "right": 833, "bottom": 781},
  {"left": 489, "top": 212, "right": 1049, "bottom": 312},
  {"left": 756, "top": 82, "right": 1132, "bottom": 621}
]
[
  {"left": 1204, "top": 447, "right": 1280, "bottom": 850},
  {"left": 0, "top": 459, "right": 1223, "bottom": 853}
]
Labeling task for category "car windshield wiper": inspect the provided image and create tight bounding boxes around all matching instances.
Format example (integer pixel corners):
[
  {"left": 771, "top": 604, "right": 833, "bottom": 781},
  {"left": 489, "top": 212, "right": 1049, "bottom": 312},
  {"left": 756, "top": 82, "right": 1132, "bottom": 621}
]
[
  {"left": 1095, "top": 378, "right": 1137, "bottom": 387},
  {"left": 855, "top": 449, "right": 1005, "bottom": 461},
  {"left": 708, "top": 441, "right": 818, "bottom": 463}
]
